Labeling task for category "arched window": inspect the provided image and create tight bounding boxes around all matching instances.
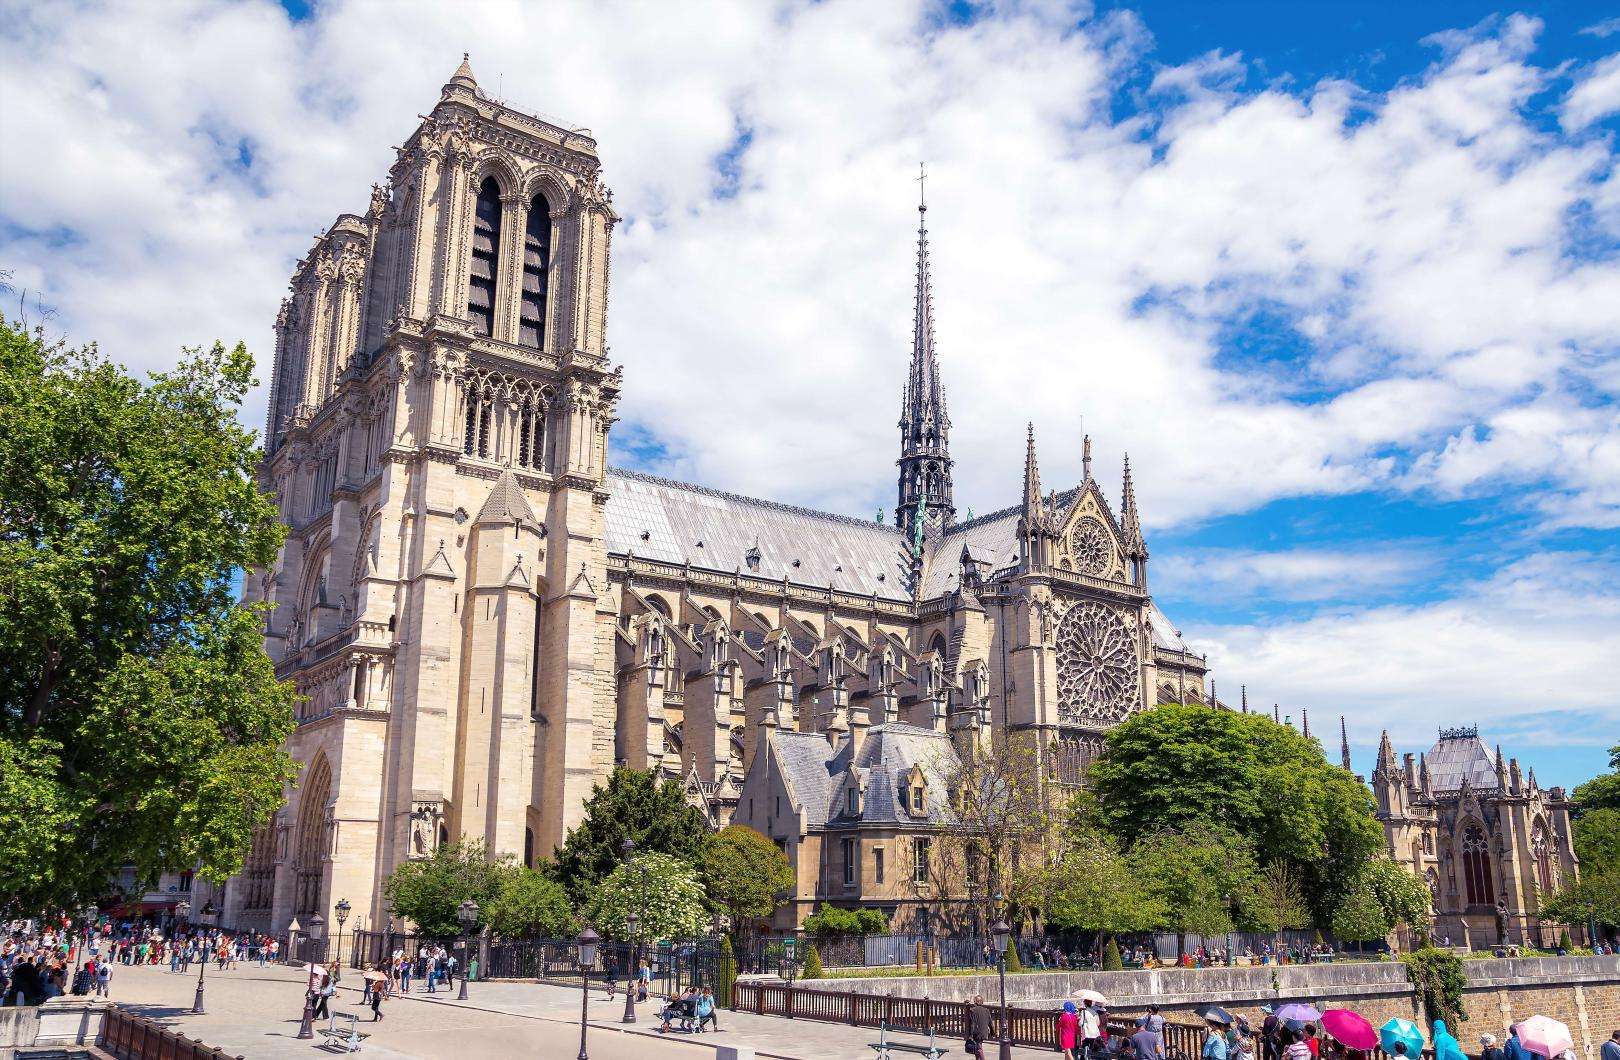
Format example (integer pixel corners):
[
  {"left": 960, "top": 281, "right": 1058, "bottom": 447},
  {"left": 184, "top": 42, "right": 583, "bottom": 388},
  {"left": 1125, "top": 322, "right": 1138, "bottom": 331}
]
[
  {"left": 1532, "top": 819, "right": 1554, "bottom": 892},
  {"left": 463, "top": 380, "right": 492, "bottom": 459},
  {"left": 1461, "top": 822, "right": 1494, "bottom": 906},
  {"left": 468, "top": 178, "right": 501, "bottom": 336},
  {"left": 294, "top": 755, "right": 332, "bottom": 916},
  {"left": 516, "top": 395, "right": 545, "bottom": 470},
  {"left": 519, "top": 193, "right": 551, "bottom": 349},
  {"left": 646, "top": 595, "right": 672, "bottom": 619},
  {"left": 929, "top": 632, "right": 947, "bottom": 660}
]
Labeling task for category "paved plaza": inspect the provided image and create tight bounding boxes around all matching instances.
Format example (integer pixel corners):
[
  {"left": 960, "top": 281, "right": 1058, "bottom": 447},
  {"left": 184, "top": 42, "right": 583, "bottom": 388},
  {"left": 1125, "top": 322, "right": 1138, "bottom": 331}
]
[{"left": 105, "top": 959, "right": 1057, "bottom": 1059}]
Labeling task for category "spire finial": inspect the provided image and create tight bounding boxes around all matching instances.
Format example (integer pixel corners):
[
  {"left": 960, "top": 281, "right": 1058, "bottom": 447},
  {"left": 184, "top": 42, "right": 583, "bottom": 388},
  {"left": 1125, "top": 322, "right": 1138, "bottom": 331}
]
[
  {"left": 1340, "top": 716, "right": 1352, "bottom": 771},
  {"left": 917, "top": 161, "right": 927, "bottom": 213},
  {"left": 1241, "top": 685, "right": 1248, "bottom": 712},
  {"left": 1082, "top": 433, "right": 1093, "bottom": 482},
  {"left": 896, "top": 167, "right": 952, "bottom": 536},
  {"left": 1302, "top": 708, "right": 1311, "bottom": 739}
]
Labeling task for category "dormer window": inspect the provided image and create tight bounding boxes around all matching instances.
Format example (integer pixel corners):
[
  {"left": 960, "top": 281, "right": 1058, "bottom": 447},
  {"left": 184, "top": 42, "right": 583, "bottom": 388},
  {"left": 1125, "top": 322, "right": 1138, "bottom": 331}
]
[
  {"left": 910, "top": 784, "right": 925, "bottom": 814},
  {"left": 846, "top": 787, "right": 858, "bottom": 815}
]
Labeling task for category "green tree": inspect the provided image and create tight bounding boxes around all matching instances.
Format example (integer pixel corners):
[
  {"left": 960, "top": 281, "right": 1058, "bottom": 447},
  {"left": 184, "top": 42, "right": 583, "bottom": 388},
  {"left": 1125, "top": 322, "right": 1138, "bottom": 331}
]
[
  {"left": 1245, "top": 862, "right": 1312, "bottom": 946},
  {"left": 585, "top": 851, "right": 708, "bottom": 941},
  {"left": 1330, "top": 880, "right": 1390, "bottom": 943},
  {"left": 549, "top": 768, "right": 710, "bottom": 901},
  {"left": 700, "top": 824, "right": 793, "bottom": 926},
  {"left": 1128, "top": 823, "right": 1257, "bottom": 955},
  {"left": 1571, "top": 744, "right": 1620, "bottom": 815},
  {"left": 1541, "top": 872, "right": 1620, "bottom": 932},
  {"left": 1574, "top": 808, "right": 1620, "bottom": 872},
  {"left": 1361, "top": 858, "right": 1432, "bottom": 941},
  {"left": 0, "top": 320, "right": 294, "bottom": 910},
  {"left": 1044, "top": 813, "right": 1164, "bottom": 942},
  {"left": 485, "top": 866, "right": 576, "bottom": 938},
  {"left": 1089, "top": 704, "right": 1383, "bottom": 922},
  {"left": 1101, "top": 938, "right": 1123, "bottom": 970},
  {"left": 802, "top": 942, "right": 823, "bottom": 979},
  {"left": 382, "top": 839, "right": 510, "bottom": 936}
]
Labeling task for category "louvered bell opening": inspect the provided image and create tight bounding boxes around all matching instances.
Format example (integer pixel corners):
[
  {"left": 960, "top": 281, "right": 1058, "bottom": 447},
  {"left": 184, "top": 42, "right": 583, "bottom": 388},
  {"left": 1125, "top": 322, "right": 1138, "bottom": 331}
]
[
  {"left": 524, "top": 245, "right": 545, "bottom": 267},
  {"left": 467, "top": 283, "right": 493, "bottom": 310},
  {"left": 469, "top": 255, "right": 494, "bottom": 281},
  {"left": 518, "top": 324, "right": 540, "bottom": 347},
  {"left": 521, "top": 272, "right": 544, "bottom": 295},
  {"left": 519, "top": 301, "right": 542, "bottom": 323}
]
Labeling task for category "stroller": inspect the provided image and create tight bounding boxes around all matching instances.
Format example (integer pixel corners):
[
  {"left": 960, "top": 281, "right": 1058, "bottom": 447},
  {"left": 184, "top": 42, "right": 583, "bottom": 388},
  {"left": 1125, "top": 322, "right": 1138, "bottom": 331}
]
[{"left": 657, "top": 992, "right": 698, "bottom": 1034}]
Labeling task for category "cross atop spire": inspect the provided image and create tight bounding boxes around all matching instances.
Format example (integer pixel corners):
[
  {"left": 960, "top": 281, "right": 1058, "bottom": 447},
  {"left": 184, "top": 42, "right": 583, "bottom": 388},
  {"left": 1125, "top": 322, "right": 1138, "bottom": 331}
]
[{"left": 896, "top": 165, "right": 953, "bottom": 537}]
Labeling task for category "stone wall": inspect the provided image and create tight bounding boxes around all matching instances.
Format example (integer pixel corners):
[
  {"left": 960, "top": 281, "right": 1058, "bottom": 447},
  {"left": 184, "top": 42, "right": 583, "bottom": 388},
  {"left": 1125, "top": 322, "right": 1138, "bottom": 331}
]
[{"left": 804, "top": 956, "right": 1620, "bottom": 1060}]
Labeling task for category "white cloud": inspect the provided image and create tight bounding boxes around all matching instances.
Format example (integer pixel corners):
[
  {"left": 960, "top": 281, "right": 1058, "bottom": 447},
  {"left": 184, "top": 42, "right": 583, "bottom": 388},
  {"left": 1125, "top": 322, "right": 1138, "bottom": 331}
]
[
  {"left": 1155, "top": 546, "right": 1433, "bottom": 603},
  {"left": 1562, "top": 53, "right": 1620, "bottom": 131},
  {"left": 1188, "top": 550, "right": 1620, "bottom": 756},
  {"left": 0, "top": 0, "right": 1616, "bottom": 536},
  {"left": 1581, "top": 17, "right": 1620, "bottom": 39}
]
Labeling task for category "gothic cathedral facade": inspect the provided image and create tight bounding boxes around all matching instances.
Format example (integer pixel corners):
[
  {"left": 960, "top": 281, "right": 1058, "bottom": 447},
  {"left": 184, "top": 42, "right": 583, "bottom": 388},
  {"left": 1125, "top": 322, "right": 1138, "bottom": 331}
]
[{"left": 225, "top": 59, "right": 1211, "bottom": 936}]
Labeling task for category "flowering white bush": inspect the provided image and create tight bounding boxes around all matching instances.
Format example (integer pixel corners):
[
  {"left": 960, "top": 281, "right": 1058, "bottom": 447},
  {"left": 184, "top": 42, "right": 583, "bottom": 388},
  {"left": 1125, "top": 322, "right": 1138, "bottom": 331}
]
[{"left": 585, "top": 852, "right": 708, "bottom": 941}]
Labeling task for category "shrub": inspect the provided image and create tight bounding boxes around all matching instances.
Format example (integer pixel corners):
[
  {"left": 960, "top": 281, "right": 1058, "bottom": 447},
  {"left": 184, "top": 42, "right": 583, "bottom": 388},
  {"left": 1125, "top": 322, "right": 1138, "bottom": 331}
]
[
  {"left": 1401, "top": 947, "right": 1467, "bottom": 1026},
  {"left": 1004, "top": 937, "right": 1023, "bottom": 973},
  {"left": 1102, "top": 939, "right": 1123, "bottom": 970},
  {"left": 803, "top": 943, "right": 823, "bottom": 979},
  {"left": 716, "top": 935, "right": 737, "bottom": 1007}
]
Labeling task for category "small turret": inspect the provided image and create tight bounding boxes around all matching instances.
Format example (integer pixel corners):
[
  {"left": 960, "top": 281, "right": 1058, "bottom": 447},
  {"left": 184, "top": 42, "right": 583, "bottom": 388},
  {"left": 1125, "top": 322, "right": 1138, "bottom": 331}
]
[
  {"left": 1418, "top": 753, "right": 1431, "bottom": 795},
  {"left": 1510, "top": 757, "right": 1523, "bottom": 795},
  {"left": 1495, "top": 744, "right": 1509, "bottom": 790},
  {"left": 447, "top": 53, "right": 478, "bottom": 92},
  {"left": 1017, "top": 425, "right": 1057, "bottom": 570}
]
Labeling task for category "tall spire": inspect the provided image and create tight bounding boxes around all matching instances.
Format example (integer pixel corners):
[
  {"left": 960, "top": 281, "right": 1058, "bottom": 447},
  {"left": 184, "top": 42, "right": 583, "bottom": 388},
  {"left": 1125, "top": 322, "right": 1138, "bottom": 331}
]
[
  {"left": 1241, "top": 685, "right": 1248, "bottom": 713},
  {"left": 896, "top": 163, "right": 954, "bottom": 536},
  {"left": 1302, "top": 709, "right": 1311, "bottom": 739},
  {"left": 1018, "top": 424, "right": 1056, "bottom": 570},
  {"left": 1121, "top": 455, "right": 1147, "bottom": 554},
  {"left": 1340, "top": 716, "right": 1353, "bottom": 771}
]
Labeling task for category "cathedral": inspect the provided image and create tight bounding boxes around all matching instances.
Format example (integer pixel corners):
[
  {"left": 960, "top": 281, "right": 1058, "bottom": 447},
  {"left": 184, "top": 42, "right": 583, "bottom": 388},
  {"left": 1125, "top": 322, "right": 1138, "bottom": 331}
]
[
  {"left": 224, "top": 57, "right": 1213, "bottom": 936},
  {"left": 1370, "top": 726, "right": 1583, "bottom": 948}
]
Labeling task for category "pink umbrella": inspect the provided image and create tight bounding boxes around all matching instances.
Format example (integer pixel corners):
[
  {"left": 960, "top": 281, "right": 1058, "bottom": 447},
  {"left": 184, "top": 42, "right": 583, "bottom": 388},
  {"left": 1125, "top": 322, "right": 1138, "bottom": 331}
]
[
  {"left": 1321, "top": 1009, "right": 1378, "bottom": 1052},
  {"left": 1515, "top": 1016, "right": 1574, "bottom": 1059}
]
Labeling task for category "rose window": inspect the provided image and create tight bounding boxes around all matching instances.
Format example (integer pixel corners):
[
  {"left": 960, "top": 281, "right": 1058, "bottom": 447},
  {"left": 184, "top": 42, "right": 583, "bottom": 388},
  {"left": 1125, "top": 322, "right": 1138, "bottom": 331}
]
[
  {"left": 1055, "top": 602, "right": 1139, "bottom": 722},
  {"left": 1069, "top": 519, "right": 1112, "bottom": 575}
]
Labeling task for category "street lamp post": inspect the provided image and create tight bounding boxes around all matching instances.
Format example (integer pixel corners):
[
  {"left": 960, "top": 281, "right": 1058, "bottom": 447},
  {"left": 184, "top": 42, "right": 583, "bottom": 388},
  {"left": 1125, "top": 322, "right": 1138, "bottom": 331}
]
[
  {"left": 576, "top": 926, "right": 600, "bottom": 1060},
  {"left": 456, "top": 899, "right": 477, "bottom": 1001},
  {"left": 1222, "top": 893, "right": 1234, "bottom": 967},
  {"left": 175, "top": 901, "right": 192, "bottom": 975},
  {"left": 192, "top": 901, "right": 217, "bottom": 1014},
  {"left": 296, "top": 915, "right": 324, "bottom": 1039},
  {"left": 333, "top": 899, "right": 351, "bottom": 984},
  {"left": 619, "top": 837, "right": 640, "bottom": 1024},
  {"left": 991, "top": 918, "right": 1013, "bottom": 1060},
  {"left": 622, "top": 911, "right": 639, "bottom": 1023}
]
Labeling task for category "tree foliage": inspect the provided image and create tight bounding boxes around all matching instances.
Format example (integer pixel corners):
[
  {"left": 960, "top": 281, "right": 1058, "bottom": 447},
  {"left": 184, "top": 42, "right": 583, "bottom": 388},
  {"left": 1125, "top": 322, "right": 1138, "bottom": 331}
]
[
  {"left": 1128, "top": 823, "right": 1257, "bottom": 946},
  {"left": 382, "top": 839, "right": 510, "bottom": 936},
  {"left": 1541, "top": 871, "right": 1620, "bottom": 930},
  {"left": 1044, "top": 805, "right": 1164, "bottom": 939},
  {"left": 1574, "top": 808, "right": 1620, "bottom": 872},
  {"left": 1330, "top": 880, "right": 1390, "bottom": 942},
  {"left": 0, "top": 319, "right": 294, "bottom": 910},
  {"left": 700, "top": 824, "right": 793, "bottom": 925},
  {"left": 1245, "top": 862, "right": 1313, "bottom": 939},
  {"left": 803, "top": 906, "right": 889, "bottom": 938},
  {"left": 585, "top": 852, "right": 708, "bottom": 941},
  {"left": 1089, "top": 704, "right": 1384, "bottom": 922},
  {"left": 1571, "top": 745, "right": 1620, "bottom": 816},
  {"left": 548, "top": 768, "right": 710, "bottom": 901},
  {"left": 484, "top": 867, "right": 576, "bottom": 939},
  {"left": 1361, "top": 858, "right": 1432, "bottom": 938}
]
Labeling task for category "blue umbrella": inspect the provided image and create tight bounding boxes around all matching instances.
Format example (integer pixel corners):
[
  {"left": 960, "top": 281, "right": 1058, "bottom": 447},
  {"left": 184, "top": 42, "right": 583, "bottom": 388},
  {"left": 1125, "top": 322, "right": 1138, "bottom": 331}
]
[{"left": 1381, "top": 1018, "right": 1426, "bottom": 1058}]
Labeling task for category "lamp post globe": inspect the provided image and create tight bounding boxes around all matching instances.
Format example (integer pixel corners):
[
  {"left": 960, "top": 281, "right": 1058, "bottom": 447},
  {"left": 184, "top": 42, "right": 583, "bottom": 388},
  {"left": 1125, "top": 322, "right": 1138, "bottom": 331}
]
[
  {"left": 456, "top": 899, "right": 477, "bottom": 1000},
  {"left": 576, "top": 927, "right": 600, "bottom": 1060},
  {"left": 334, "top": 899, "right": 351, "bottom": 983},
  {"left": 990, "top": 918, "right": 1012, "bottom": 1060}
]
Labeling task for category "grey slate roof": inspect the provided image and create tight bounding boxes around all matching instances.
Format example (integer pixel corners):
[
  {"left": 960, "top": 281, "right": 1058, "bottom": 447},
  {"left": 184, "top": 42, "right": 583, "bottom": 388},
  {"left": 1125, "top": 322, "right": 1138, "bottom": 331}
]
[
  {"left": 604, "top": 468, "right": 912, "bottom": 601},
  {"left": 769, "top": 723, "right": 961, "bottom": 830},
  {"left": 1425, "top": 734, "right": 1499, "bottom": 792},
  {"left": 1147, "top": 602, "right": 1194, "bottom": 654},
  {"left": 478, "top": 467, "right": 538, "bottom": 524}
]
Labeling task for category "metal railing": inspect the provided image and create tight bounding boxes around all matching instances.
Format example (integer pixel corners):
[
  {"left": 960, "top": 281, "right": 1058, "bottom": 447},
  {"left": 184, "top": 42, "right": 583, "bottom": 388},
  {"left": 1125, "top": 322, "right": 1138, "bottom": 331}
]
[{"left": 96, "top": 1005, "right": 243, "bottom": 1060}]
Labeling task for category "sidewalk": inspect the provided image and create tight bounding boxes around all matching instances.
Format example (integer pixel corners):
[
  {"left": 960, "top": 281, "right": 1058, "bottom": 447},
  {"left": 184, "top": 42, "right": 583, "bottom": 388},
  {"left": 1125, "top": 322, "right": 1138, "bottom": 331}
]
[{"left": 104, "top": 959, "right": 1060, "bottom": 1058}]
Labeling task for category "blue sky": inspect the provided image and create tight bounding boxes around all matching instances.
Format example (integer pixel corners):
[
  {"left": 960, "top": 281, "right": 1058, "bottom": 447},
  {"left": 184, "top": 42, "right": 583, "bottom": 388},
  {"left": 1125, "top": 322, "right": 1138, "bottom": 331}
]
[{"left": 2, "top": 0, "right": 1616, "bottom": 789}]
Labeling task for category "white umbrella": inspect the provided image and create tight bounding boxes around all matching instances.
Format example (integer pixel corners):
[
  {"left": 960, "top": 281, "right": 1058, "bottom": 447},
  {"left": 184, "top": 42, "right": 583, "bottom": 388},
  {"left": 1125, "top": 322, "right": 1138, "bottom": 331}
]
[{"left": 1075, "top": 988, "right": 1109, "bottom": 1005}]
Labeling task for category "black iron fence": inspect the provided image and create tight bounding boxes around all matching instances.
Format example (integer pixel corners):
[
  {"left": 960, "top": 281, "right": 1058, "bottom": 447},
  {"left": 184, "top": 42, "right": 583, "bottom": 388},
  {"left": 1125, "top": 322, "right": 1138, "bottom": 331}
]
[{"left": 346, "top": 929, "right": 734, "bottom": 998}]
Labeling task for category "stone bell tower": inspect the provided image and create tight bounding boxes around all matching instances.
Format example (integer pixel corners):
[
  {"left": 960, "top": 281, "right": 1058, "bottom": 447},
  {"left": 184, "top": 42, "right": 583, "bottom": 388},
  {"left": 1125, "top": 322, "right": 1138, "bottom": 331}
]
[{"left": 244, "top": 54, "right": 622, "bottom": 937}]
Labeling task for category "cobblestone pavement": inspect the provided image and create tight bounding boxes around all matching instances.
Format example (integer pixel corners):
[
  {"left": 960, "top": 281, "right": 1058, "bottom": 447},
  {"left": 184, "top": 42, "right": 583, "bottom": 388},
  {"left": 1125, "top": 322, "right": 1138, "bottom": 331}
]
[{"left": 102, "top": 959, "right": 1060, "bottom": 1059}]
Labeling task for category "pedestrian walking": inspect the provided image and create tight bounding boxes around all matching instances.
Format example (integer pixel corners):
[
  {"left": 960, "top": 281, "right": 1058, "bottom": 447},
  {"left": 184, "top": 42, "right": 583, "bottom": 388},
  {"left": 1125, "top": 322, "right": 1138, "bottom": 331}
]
[
  {"left": 967, "top": 994, "right": 993, "bottom": 1060},
  {"left": 1205, "top": 1022, "right": 1232, "bottom": 1060},
  {"left": 369, "top": 979, "right": 385, "bottom": 1022},
  {"left": 312, "top": 973, "right": 335, "bottom": 1020},
  {"left": 1059, "top": 1001, "right": 1082, "bottom": 1060}
]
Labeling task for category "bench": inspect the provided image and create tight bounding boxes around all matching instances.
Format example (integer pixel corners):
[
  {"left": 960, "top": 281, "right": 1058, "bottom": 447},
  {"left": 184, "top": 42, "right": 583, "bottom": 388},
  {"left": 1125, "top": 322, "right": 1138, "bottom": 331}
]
[
  {"left": 868, "top": 1021, "right": 945, "bottom": 1059},
  {"left": 317, "top": 1012, "right": 370, "bottom": 1053}
]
